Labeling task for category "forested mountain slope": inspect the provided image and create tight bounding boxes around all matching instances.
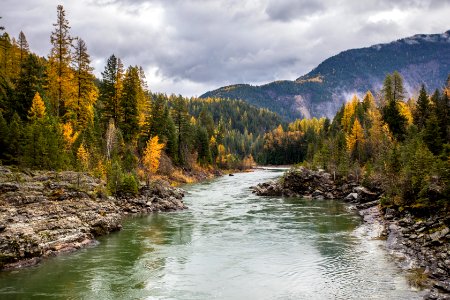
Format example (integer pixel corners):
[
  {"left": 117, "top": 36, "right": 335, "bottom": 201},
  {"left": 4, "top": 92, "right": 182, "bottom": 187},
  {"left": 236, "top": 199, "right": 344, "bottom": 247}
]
[{"left": 201, "top": 30, "right": 450, "bottom": 120}]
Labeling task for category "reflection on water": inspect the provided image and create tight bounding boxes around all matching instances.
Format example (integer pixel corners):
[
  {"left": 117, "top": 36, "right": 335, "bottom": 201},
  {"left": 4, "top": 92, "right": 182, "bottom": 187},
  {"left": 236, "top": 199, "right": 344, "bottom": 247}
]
[{"left": 0, "top": 169, "right": 422, "bottom": 299}]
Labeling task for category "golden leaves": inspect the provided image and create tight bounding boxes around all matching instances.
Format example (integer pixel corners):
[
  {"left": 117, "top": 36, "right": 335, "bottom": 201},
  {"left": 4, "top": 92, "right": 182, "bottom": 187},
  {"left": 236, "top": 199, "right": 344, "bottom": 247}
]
[
  {"left": 28, "top": 92, "right": 46, "bottom": 120},
  {"left": 61, "top": 122, "right": 79, "bottom": 149},
  {"left": 143, "top": 135, "right": 165, "bottom": 176}
]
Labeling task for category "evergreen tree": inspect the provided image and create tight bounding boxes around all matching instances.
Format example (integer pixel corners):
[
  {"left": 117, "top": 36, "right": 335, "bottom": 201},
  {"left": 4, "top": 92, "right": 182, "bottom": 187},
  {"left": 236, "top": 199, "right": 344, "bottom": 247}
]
[
  {"left": 382, "top": 74, "right": 393, "bottom": 103},
  {"left": 13, "top": 53, "right": 44, "bottom": 119},
  {"left": 72, "top": 38, "right": 98, "bottom": 129},
  {"left": 0, "top": 111, "right": 8, "bottom": 162},
  {"left": 171, "top": 95, "right": 191, "bottom": 165},
  {"left": 119, "top": 65, "right": 140, "bottom": 142},
  {"left": 423, "top": 113, "right": 443, "bottom": 155},
  {"left": 198, "top": 106, "right": 215, "bottom": 137},
  {"left": 147, "top": 93, "right": 168, "bottom": 138},
  {"left": 6, "top": 113, "right": 22, "bottom": 164},
  {"left": 413, "top": 84, "right": 429, "bottom": 130},
  {"left": 99, "top": 54, "right": 123, "bottom": 125},
  {"left": 164, "top": 107, "right": 178, "bottom": 161},
  {"left": 434, "top": 90, "right": 449, "bottom": 143},
  {"left": 196, "top": 126, "right": 211, "bottom": 165},
  {"left": 17, "top": 31, "right": 29, "bottom": 71}
]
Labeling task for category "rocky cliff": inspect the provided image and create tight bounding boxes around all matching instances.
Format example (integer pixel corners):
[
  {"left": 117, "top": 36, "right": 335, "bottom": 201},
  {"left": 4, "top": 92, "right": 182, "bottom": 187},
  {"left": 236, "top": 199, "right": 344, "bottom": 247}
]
[{"left": 0, "top": 166, "right": 186, "bottom": 270}]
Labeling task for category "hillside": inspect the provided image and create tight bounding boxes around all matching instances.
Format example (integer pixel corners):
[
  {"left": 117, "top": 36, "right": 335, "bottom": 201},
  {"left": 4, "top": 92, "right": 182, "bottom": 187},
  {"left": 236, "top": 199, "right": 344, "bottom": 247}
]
[{"left": 201, "top": 30, "right": 450, "bottom": 120}]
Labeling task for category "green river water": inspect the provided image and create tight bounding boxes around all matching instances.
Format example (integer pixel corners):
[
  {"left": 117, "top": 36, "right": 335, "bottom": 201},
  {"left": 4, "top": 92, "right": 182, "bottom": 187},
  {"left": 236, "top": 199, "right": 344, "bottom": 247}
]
[{"left": 0, "top": 168, "right": 422, "bottom": 299}]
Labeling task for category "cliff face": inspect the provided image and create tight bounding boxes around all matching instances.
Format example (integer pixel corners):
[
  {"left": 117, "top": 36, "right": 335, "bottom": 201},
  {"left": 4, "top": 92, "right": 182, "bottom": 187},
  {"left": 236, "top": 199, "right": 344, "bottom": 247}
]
[
  {"left": 202, "top": 30, "right": 450, "bottom": 120},
  {"left": 0, "top": 167, "right": 185, "bottom": 270}
]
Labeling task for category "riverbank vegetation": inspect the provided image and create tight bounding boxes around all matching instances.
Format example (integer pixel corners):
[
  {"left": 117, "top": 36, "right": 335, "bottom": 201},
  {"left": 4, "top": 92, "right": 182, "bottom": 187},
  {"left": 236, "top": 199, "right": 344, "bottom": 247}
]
[
  {"left": 262, "top": 71, "right": 450, "bottom": 215},
  {"left": 0, "top": 6, "right": 281, "bottom": 193}
]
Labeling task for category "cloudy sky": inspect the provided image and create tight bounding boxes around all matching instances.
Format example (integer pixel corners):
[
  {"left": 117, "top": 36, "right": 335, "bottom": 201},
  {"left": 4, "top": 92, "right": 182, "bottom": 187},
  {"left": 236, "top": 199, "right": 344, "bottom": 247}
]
[{"left": 2, "top": 0, "right": 450, "bottom": 96}]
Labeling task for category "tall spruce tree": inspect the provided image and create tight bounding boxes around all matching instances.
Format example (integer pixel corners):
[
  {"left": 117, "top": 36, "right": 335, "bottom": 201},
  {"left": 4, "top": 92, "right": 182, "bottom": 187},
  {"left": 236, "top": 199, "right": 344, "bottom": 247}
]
[
  {"left": 99, "top": 54, "right": 123, "bottom": 125},
  {"left": 119, "top": 65, "right": 140, "bottom": 142},
  {"left": 171, "top": 95, "right": 191, "bottom": 165},
  {"left": 17, "top": 31, "right": 29, "bottom": 71},
  {"left": 413, "top": 84, "right": 429, "bottom": 130}
]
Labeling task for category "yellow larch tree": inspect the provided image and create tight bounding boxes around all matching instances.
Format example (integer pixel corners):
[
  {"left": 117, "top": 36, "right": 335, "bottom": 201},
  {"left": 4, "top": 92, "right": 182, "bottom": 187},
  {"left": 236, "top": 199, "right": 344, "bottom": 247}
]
[
  {"left": 62, "top": 122, "right": 79, "bottom": 150},
  {"left": 72, "top": 38, "right": 98, "bottom": 130},
  {"left": 28, "top": 92, "right": 46, "bottom": 120},
  {"left": 346, "top": 118, "right": 365, "bottom": 157},
  {"left": 142, "top": 136, "right": 165, "bottom": 185},
  {"left": 398, "top": 101, "right": 413, "bottom": 125},
  {"left": 341, "top": 95, "right": 359, "bottom": 132},
  {"left": 46, "top": 5, "right": 76, "bottom": 119},
  {"left": 76, "top": 143, "right": 89, "bottom": 171}
]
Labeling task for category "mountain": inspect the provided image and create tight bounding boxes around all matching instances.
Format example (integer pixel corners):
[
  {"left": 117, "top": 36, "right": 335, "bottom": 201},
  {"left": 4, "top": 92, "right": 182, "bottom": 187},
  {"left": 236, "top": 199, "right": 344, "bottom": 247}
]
[{"left": 201, "top": 30, "right": 450, "bottom": 120}]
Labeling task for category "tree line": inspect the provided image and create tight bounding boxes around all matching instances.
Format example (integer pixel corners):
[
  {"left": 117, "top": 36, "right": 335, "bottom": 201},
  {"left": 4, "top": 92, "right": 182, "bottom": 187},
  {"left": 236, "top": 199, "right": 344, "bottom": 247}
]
[
  {"left": 0, "top": 6, "right": 280, "bottom": 194},
  {"left": 263, "top": 71, "right": 450, "bottom": 213}
]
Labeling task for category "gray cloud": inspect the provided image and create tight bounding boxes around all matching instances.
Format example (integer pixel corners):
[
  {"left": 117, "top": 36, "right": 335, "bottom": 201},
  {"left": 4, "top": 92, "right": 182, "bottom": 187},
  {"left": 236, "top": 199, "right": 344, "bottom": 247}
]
[
  {"left": 1, "top": 0, "right": 449, "bottom": 96},
  {"left": 265, "top": 0, "right": 325, "bottom": 21}
]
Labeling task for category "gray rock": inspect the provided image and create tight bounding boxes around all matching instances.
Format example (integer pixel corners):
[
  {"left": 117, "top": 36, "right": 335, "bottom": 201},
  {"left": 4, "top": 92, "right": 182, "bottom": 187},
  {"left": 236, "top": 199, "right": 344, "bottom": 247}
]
[{"left": 345, "top": 193, "right": 358, "bottom": 201}]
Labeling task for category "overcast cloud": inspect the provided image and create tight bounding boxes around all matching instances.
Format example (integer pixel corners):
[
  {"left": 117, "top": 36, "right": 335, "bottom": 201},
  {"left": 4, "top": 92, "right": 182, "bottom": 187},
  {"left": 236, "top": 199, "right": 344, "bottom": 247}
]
[{"left": 2, "top": 0, "right": 450, "bottom": 96}]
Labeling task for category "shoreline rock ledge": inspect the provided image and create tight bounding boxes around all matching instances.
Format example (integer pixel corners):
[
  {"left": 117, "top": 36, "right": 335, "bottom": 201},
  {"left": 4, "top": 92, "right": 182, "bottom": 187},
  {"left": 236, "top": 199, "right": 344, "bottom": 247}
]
[
  {"left": 251, "top": 166, "right": 381, "bottom": 204},
  {"left": 0, "top": 166, "right": 186, "bottom": 270}
]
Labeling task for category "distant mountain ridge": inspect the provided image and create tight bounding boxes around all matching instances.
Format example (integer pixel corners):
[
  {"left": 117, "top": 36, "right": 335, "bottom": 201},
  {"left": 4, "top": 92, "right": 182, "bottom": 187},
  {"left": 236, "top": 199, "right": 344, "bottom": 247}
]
[{"left": 201, "top": 30, "right": 450, "bottom": 120}]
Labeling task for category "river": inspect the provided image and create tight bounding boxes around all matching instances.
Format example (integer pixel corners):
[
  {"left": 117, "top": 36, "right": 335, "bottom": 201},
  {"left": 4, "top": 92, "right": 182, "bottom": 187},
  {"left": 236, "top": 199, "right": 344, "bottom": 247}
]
[{"left": 0, "top": 168, "right": 422, "bottom": 299}]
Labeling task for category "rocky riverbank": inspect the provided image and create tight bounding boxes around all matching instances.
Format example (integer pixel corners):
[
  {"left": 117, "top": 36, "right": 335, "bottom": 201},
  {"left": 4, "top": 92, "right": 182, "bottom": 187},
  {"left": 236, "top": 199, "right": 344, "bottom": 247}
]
[
  {"left": 0, "top": 166, "right": 186, "bottom": 270},
  {"left": 252, "top": 166, "right": 450, "bottom": 300}
]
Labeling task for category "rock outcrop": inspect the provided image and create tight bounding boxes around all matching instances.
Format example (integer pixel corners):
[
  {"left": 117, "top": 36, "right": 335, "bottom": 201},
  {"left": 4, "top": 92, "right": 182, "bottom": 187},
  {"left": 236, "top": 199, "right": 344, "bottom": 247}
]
[
  {"left": 252, "top": 166, "right": 381, "bottom": 204},
  {"left": 0, "top": 167, "right": 186, "bottom": 270}
]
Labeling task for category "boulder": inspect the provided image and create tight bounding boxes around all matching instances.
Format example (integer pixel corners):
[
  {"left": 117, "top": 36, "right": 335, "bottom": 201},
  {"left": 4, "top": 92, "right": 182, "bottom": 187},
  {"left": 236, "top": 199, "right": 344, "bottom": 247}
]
[{"left": 353, "top": 186, "right": 379, "bottom": 203}]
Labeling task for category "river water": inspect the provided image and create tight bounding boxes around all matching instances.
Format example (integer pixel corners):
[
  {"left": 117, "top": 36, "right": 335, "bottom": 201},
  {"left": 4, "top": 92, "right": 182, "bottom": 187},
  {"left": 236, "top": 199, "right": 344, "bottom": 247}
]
[{"left": 0, "top": 169, "right": 422, "bottom": 299}]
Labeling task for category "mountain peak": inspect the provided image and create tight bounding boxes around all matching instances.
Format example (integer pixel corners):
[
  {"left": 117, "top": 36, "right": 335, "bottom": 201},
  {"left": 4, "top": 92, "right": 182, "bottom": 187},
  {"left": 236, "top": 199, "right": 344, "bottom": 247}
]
[{"left": 201, "top": 30, "right": 450, "bottom": 120}]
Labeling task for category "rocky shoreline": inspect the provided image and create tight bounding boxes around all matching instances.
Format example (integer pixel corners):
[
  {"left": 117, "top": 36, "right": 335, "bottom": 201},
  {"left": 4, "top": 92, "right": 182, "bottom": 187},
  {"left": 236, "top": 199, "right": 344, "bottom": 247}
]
[
  {"left": 0, "top": 166, "right": 186, "bottom": 270},
  {"left": 252, "top": 166, "right": 450, "bottom": 300}
]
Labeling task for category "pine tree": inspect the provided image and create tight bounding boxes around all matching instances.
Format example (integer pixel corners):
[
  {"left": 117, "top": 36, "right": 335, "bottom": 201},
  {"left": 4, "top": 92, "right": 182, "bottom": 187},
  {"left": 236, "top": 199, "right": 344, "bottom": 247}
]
[
  {"left": 17, "top": 31, "right": 29, "bottom": 71},
  {"left": 0, "top": 112, "right": 8, "bottom": 162},
  {"left": 434, "top": 90, "right": 449, "bottom": 143},
  {"left": 423, "top": 113, "right": 443, "bottom": 155},
  {"left": 119, "top": 65, "right": 140, "bottom": 142},
  {"left": 47, "top": 5, "right": 75, "bottom": 118},
  {"left": 196, "top": 126, "right": 211, "bottom": 165},
  {"left": 198, "top": 106, "right": 215, "bottom": 137},
  {"left": 5, "top": 113, "right": 22, "bottom": 164},
  {"left": 72, "top": 38, "right": 97, "bottom": 129},
  {"left": 14, "top": 53, "right": 44, "bottom": 119},
  {"left": 99, "top": 54, "right": 123, "bottom": 125},
  {"left": 171, "top": 95, "right": 192, "bottom": 165},
  {"left": 147, "top": 93, "right": 168, "bottom": 138},
  {"left": 413, "top": 84, "right": 429, "bottom": 130}
]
